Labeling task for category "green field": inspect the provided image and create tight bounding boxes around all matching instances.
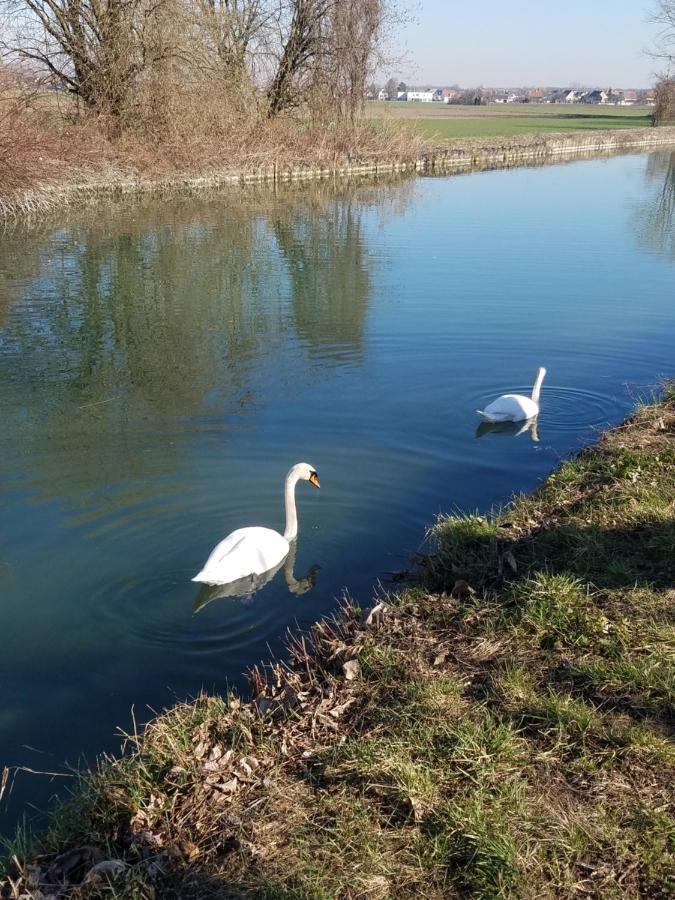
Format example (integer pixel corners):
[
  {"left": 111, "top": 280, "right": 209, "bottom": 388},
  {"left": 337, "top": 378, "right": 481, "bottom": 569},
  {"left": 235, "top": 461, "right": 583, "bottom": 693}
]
[{"left": 369, "top": 101, "right": 652, "bottom": 139}]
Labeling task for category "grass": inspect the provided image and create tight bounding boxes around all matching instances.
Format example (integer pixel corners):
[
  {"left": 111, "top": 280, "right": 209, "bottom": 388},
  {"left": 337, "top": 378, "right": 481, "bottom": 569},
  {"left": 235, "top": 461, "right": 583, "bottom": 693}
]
[
  {"left": 2, "top": 390, "right": 675, "bottom": 898},
  {"left": 368, "top": 102, "right": 652, "bottom": 140}
]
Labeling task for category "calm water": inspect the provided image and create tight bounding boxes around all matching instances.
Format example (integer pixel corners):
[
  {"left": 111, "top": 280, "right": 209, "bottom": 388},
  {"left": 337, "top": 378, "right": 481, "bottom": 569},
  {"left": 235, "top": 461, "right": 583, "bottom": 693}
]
[{"left": 1, "top": 151, "right": 673, "bottom": 832}]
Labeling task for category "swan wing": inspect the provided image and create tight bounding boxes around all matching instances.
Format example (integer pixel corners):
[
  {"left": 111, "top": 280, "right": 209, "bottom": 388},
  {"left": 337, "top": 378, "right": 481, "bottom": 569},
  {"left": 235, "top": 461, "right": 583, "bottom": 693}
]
[
  {"left": 478, "top": 394, "right": 537, "bottom": 422},
  {"left": 192, "top": 527, "right": 289, "bottom": 584}
]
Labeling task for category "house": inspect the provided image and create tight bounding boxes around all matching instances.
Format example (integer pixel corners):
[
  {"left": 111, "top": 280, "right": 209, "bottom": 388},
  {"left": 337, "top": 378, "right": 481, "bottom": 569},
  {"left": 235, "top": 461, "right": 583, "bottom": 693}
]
[
  {"left": 406, "top": 90, "right": 437, "bottom": 102},
  {"left": 581, "top": 90, "right": 608, "bottom": 104},
  {"left": 442, "top": 88, "right": 460, "bottom": 103},
  {"left": 529, "top": 88, "right": 545, "bottom": 101},
  {"left": 377, "top": 89, "right": 389, "bottom": 101},
  {"left": 620, "top": 90, "right": 639, "bottom": 105}
]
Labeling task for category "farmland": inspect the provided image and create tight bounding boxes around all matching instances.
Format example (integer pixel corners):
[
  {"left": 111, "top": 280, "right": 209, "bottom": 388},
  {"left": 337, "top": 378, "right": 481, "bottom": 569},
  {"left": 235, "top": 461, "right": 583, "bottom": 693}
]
[{"left": 368, "top": 101, "right": 653, "bottom": 139}]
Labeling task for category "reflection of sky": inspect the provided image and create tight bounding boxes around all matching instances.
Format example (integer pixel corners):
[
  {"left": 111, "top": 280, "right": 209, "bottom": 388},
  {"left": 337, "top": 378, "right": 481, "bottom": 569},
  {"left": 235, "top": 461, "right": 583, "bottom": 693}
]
[{"left": 0, "top": 154, "right": 674, "bottom": 833}]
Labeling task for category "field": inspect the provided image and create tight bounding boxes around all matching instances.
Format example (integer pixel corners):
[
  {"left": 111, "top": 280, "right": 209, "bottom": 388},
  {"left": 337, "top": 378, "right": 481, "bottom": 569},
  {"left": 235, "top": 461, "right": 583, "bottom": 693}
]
[{"left": 368, "top": 101, "right": 653, "bottom": 139}]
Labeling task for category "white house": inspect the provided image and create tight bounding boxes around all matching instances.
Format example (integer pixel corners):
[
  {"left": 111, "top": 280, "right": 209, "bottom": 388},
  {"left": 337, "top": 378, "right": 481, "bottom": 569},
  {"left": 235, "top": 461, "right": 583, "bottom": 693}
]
[
  {"left": 406, "top": 90, "right": 437, "bottom": 102},
  {"left": 377, "top": 89, "right": 389, "bottom": 101}
]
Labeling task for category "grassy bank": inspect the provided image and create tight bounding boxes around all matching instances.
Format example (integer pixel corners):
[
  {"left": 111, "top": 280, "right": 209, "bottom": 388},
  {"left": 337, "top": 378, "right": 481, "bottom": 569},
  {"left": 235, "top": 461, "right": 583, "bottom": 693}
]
[{"left": 2, "top": 391, "right": 675, "bottom": 898}]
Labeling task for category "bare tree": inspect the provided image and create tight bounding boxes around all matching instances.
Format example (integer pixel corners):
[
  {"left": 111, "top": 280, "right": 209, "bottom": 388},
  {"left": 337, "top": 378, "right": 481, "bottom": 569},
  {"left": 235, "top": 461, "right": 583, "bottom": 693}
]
[
  {"left": 650, "top": 0, "right": 675, "bottom": 70},
  {"left": 326, "top": 0, "right": 382, "bottom": 122},
  {"left": 190, "top": 0, "right": 272, "bottom": 79},
  {"left": 266, "top": 0, "right": 331, "bottom": 116},
  {"left": 384, "top": 76, "right": 397, "bottom": 99},
  {"left": 653, "top": 76, "right": 675, "bottom": 123},
  {"left": 1, "top": 0, "right": 173, "bottom": 118}
]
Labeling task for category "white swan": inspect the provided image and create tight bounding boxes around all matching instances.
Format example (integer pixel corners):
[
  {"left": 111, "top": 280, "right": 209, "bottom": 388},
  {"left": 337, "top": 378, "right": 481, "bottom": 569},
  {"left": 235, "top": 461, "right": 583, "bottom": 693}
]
[
  {"left": 476, "top": 367, "right": 546, "bottom": 423},
  {"left": 192, "top": 463, "right": 320, "bottom": 585}
]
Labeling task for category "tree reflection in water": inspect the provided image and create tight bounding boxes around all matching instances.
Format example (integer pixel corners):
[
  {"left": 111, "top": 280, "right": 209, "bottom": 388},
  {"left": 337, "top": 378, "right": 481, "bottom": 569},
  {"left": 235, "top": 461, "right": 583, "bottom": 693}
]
[
  {"left": 636, "top": 151, "right": 675, "bottom": 260},
  {"left": 0, "top": 178, "right": 415, "bottom": 505}
]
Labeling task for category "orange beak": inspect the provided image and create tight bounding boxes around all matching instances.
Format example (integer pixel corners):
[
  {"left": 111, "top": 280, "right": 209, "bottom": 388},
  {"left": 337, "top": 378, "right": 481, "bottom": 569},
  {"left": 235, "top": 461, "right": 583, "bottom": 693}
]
[{"left": 309, "top": 472, "right": 320, "bottom": 489}]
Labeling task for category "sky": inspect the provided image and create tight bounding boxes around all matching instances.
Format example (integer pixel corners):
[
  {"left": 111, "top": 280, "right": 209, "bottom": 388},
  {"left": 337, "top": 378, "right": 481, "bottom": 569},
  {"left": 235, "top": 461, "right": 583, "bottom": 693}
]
[{"left": 394, "top": 0, "right": 664, "bottom": 88}]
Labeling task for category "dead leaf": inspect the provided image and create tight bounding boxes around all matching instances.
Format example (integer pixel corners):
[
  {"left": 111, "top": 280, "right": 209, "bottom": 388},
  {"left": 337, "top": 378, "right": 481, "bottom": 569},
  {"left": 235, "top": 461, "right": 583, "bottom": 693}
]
[
  {"left": 360, "top": 602, "right": 388, "bottom": 627},
  {"left": 214, "top": 777, "right": 239, "bottom": 794},
  {"left": 343, "top": 659, "right": 361, "bottom": 681},
  {"left": 82, "top": 860, "right": 128, "bottom": 886},
  {"left": 329, "top": 697, "right": 357, "bottom": 718}
]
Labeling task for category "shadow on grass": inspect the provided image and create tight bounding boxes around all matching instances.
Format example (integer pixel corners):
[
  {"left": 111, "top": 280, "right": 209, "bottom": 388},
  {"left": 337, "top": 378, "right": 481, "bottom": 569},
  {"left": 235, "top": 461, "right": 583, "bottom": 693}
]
[{"left": 428, "top": 515, "right": 675, "bottom": 592}]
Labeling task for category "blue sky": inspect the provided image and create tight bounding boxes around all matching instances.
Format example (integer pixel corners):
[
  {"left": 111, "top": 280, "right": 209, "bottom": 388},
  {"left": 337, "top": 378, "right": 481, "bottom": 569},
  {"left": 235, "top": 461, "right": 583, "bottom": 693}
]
[{"left": 395, "top": 1, "right": 662, "bottom": 88}]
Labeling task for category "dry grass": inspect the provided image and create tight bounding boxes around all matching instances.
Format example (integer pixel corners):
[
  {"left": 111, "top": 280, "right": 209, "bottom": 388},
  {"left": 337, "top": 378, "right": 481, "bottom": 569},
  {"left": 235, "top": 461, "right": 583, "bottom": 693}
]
[
  {"left": 3, "top": 81, "right": 675, "bottom": 221},
  {"left": 2, "top": 391, "right": 674, "bottom": 898},
  {"left": 0, "top": 90, "right": 429, "bottom": 220}
]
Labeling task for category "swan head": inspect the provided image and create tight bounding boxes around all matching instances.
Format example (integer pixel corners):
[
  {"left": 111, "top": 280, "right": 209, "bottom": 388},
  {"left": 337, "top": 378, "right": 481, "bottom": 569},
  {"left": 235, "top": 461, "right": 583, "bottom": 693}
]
[
  {"left": 291, "top": 462, "right": 320, "bottom": 488},
  {"left": 536, "top": 367, "right": 547, "bottom": 380}
]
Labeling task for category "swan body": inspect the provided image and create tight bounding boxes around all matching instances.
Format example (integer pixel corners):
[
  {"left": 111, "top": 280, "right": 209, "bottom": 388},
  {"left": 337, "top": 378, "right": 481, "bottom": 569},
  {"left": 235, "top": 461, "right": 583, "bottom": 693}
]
[
  {"left": 192, "top": 463, "right": 319, "bottom": 586},
  {"left": 193, "top": 541, "right": 320, "bottom": 610},
  {"left": 477, "top": 367, "right": 546, "bottom": 423}
]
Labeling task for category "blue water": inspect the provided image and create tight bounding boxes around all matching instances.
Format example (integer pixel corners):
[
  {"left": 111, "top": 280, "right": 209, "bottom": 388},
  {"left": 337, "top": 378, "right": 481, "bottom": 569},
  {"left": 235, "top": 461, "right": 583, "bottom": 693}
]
[{"left": 0, "top": 151, "right": 673, "bottom": 833}]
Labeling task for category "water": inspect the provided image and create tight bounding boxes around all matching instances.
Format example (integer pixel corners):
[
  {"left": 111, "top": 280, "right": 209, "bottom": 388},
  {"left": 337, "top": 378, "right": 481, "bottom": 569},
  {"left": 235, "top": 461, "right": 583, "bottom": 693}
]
[{"left": 0, "top": 151, "right": 673, "bottom": 833}]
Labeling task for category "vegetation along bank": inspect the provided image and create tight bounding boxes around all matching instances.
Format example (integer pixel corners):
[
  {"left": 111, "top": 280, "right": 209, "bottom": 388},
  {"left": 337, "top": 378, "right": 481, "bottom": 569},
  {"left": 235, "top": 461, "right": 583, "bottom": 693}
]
[{"left": 2, "top": 388, "right": 673, "bottom": 898}]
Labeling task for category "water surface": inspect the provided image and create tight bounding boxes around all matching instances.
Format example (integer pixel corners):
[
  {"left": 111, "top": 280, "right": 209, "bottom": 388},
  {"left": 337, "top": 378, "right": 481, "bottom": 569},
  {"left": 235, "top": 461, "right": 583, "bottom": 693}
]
[{"left": 1, "top": 151, "right": 673, "bottom": 832}]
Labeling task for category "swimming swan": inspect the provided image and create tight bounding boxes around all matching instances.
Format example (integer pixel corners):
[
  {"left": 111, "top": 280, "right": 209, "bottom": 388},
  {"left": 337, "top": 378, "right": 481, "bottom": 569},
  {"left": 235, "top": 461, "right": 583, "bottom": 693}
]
[
  {"left": 192, "top": 463, "right": 320, "bottom": 585},
  {"left": 192, "top": 541, "right": 320, "bottom": 611},
  {"left": 476, "top": 367, "right": 546, "bottom": 423}
]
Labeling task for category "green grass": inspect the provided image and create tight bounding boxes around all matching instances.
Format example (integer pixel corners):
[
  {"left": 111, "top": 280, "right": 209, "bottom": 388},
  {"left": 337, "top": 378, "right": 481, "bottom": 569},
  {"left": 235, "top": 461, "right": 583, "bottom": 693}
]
[
  {"left": 367, "top": 102, "right": 652, "bottom": 139},
  {"left": 2, "top": 392, "right": 674, "bottom": 898}
]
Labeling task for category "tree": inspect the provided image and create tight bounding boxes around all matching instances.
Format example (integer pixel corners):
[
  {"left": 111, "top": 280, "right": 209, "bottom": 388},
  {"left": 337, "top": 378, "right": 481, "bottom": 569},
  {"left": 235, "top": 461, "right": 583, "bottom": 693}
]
[
  {"left": 267, "top": 0, "right": 331, "bottom": 116},
  {"left": 650, "top": 0, "right": 675, "bottom": 70},
  {"left": 2, "top": 0, "right": 173, "bottom": 118},
  {"left": 384, "top": 76, "right": 397, "bottom": 99},
  {"left": 653, "top": 77, "right": 675, "bottom": 123}
]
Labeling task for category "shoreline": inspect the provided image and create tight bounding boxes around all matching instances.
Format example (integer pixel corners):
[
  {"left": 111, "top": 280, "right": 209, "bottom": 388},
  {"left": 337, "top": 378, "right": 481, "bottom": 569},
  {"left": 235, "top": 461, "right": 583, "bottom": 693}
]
[
  {"left": 2, "top": 388, "right": 674, "bottom": 898},
  {"left": 3, "top": 125, "right": 675, "bottom": 222}
]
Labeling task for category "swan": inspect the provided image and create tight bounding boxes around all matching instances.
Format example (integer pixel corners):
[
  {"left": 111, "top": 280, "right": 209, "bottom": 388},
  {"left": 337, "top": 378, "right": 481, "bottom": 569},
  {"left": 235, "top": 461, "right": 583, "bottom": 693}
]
[
  {"left": 192, "top": 463, "right": 320, "bottom": 585},
  {"left": 193, "top": 541, "right": 320, "bottom": 611},
  {"left": 476, "top": 367, "right": 546, "bottom": 423}
]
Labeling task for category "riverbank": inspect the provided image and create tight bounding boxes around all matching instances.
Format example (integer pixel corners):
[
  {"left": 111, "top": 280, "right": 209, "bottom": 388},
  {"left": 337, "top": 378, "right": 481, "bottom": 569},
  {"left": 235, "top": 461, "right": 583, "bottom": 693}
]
[
  {"left": 3, "top": 124, "right": 675, "bottom": 221},
  {"left": 2, "top": 389, "right": 673, "bottom": 898}
]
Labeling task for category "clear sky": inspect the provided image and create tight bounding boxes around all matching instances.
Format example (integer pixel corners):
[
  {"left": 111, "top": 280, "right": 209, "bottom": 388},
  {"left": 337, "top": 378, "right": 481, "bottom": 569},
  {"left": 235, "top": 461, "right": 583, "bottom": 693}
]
[{"left": 395, "top": 0, "right": 663, "bottom": 88}]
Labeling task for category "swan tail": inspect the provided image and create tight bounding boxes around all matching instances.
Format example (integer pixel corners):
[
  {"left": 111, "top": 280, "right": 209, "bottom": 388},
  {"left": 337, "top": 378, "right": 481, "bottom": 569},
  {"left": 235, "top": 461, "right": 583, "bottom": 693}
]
[{"left": 476, "top": 409, "right": 497, "bottom": 423}]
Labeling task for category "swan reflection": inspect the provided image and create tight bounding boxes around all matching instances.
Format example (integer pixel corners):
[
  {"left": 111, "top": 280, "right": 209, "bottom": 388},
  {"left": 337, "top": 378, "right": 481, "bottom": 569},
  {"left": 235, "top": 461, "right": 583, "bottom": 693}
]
[
  {"left": 193, "top": 541, "right": 320, "bottom": 612},
  {"left": 475, "top": 417, "right": 540, "bottom": 442}
]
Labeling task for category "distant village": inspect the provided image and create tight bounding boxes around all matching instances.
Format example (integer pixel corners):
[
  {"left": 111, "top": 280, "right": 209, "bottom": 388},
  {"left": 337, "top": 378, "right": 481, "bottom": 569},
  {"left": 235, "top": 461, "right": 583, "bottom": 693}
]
[{"left": 373, "top": 83, "right": 655, "bottom": 106}]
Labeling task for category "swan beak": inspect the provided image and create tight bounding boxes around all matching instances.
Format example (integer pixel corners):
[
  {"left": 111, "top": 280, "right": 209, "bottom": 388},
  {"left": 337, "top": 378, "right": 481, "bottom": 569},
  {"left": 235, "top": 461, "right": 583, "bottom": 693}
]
[{"left": 309, "top": 472, "right": 320, "bottom": 489}]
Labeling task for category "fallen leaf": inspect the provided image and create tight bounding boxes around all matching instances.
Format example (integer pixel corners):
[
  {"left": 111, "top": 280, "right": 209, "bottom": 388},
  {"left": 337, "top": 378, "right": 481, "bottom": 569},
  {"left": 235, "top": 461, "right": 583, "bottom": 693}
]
[
  {"left": 82, "top": 860, "right": 128, "bottom": 886},
  {"left": 343, "top": 659, "right": 361, "bottom": 681}
]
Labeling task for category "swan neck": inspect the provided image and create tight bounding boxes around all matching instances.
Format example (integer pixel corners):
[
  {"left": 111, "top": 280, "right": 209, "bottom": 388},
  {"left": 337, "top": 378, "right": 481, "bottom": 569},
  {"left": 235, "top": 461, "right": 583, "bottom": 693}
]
[
  {"left": 531, "top": 369, "right": 545, "bottom": 404},
  {"left": 283, "top": 470, "right": 299, "bottom": 541}
]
